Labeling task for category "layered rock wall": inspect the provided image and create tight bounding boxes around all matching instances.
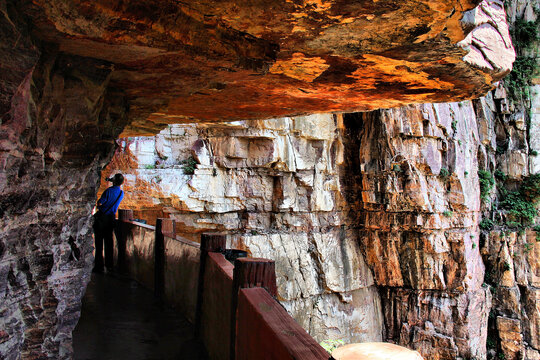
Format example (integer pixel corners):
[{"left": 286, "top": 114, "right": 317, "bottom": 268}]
[
  {"left": 341, "top": 103, "right": 491, "bottom": 359},
  {"left": 104, "top": 101, "right": 492, "bottom": 358},
  {"left": 475, "top": 1, "right": 540, "bottom": 359},
  {"left": 103, "top": 115, "right": 385, "bottom": 344}
]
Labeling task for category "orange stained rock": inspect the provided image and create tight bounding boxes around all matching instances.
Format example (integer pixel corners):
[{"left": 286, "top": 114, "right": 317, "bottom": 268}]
[
  {"left": 23, "top": 0, "right": 514, "bottom": 136},
  {"left": 332, "top": 342, "right": 425, "bottom": 360}
]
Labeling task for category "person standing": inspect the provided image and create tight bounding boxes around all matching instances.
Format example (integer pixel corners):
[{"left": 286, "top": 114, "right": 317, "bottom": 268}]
[{"left": 93, "top": 173, "right": 124, "bottom": 273}]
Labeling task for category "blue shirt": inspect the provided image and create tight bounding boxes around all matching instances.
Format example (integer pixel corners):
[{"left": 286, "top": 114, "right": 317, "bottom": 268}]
[{"left": 97, "top": 186, "right": 124, "bottom": 215}]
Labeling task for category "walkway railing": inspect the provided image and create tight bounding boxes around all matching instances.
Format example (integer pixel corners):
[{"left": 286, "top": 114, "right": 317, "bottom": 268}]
[{"left": 114, "top": 209, "right": 331, "bottom": 360}]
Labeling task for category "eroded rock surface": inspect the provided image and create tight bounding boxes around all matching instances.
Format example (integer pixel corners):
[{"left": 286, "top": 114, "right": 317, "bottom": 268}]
[
  {"left": 15, "top": 0, "right": 515, "bottom": 134},
  {"left": 104, "top": 100, "right": 492, "bottom": 358},
  {"left": 102, "top": 115, "right": 385, "bottom": 345},
  {"left": 0, "top": 5, "right": 129, "bottom": 358},
  {"left": 106, "top": 67, "right": 540, "bottom": 358}
]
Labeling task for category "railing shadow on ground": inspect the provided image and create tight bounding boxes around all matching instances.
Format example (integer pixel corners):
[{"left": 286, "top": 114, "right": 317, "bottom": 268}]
[{"left": 113, "top": 209, "right": 332, "bottom": 360}]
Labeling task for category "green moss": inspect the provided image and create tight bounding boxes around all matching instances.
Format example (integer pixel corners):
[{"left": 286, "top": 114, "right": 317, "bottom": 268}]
[
  {"left": 144, "top": 164, "right": 155, "bottom": 169},
  {"left": 478, "top": 170, "right": 495, "bottom": 201},
  {"left": 443, "top": 210, "right": 453, "bottom": 218}
]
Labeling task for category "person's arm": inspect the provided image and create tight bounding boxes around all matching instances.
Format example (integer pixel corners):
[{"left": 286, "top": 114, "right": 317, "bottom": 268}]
[
  {"left": 112, "top": 190, "right": 124, "bottom": 214},
  {"left": 97, "top": 188, "right": 109, "bottom": 207}
]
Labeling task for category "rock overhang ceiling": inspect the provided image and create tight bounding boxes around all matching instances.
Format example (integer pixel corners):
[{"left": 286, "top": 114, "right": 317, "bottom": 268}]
[{"left": 18, "top": 0, "right": 515, "bottom": 135}]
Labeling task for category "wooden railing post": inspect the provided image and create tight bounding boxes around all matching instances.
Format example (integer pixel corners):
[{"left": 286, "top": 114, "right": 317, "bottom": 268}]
[
  {"left": 231, "top": 258, "right": 277, "bottom": 360},
  {"left": 115, "top": 209, "right": 133, "bottom": 273},
  {"left": 118, "top": 209, "right": 134, "bottom": 221},
  {"left": 155, "top": 218, "right": 175, "bottom": 300},
  {"left": 195, "top": 233, "right": 226, "bottom": 338}
]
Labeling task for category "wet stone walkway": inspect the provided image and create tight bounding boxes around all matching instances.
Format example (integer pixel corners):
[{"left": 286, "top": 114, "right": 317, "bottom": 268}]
[{"left": 73, "top": 272, "right": 207, "bottom": 360}]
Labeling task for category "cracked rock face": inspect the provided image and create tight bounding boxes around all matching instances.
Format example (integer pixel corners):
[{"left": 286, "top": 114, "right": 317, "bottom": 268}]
[
  {"left": 104, "top": 72, "right": 540, "bottom": 359},
  {"left": 0, "top": 0, "right": 521, "bottom": 359},
  {"left": 100, "top": 115, "right": 386, "bottom": 345},
  {"left": 102, "top": 100, "right": 492, "bottom": 358}
]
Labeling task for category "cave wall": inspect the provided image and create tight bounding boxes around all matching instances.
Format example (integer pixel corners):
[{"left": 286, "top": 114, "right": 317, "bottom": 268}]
[
  {"left": 0, "top": 53, "right": 128, "bottom": 359},
  {"left": 0, "top": 5, "right": 129, "bottom": 355}
]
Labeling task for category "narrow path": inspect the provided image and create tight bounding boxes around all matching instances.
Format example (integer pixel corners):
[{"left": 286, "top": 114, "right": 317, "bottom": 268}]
[{"left": 73, "top": 272, "right": 206, "bottom": 360}]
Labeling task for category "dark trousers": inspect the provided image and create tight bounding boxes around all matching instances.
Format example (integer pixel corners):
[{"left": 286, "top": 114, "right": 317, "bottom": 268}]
[{"left": 93, "top": 213, "right": 115, "bottom": 270}]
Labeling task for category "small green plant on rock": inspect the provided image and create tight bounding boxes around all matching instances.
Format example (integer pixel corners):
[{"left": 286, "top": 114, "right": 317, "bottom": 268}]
[
  {"left": 534, "top": 225, "right": 540, "bottom": 241},
  {"left": 486, "top": 335, "right": 496, "bottom": 349},
  {"left": 320, "top": 339, "right": 345, "bottom": 354},
  {"left": 144, "top": 164, "right": 155, "bottom": 169},
  {"left": 505, "top": 16, "right": 539, "bottom": 101},
  {"left": 480, "top": 218, "right": 495, "bottom": 231},
  {"left": 478, "top": 170, "right": 495, "bottom": 202},
  {"left": 506, "top": 55, "right": 539, "bottom": 101},
  {"left": 443, "top": 210, "right": 453, "bottom": 218},
  {"left": 440, "top": 167, "right": 450, "bottom": 180},
  {"left": 510, "top": 18, "right": 539, "bottom": 51},
  {"left": 181, "top": 156, "right": 198, "bottom": 175},
  {"left": 500, "top": 174, "right": 540, "bottom": 224},
  {"left": 505, "top": 221, "right": 522, "bottom": 229},
  {"left": 503, "top": 262, "right": 511, "bottom": 272},
  {"left": 494, "top": 169, "right": 507, "bottom": 182},
  {"left": 485, "top": 267, "right": 496, "bottom": 285}
]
